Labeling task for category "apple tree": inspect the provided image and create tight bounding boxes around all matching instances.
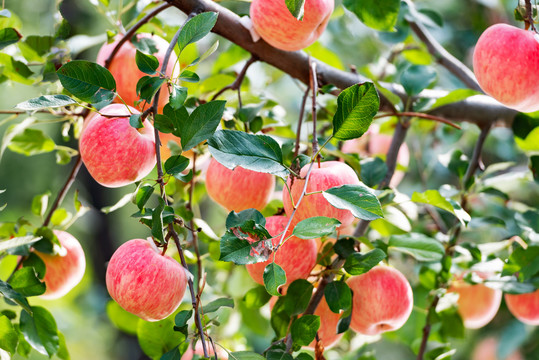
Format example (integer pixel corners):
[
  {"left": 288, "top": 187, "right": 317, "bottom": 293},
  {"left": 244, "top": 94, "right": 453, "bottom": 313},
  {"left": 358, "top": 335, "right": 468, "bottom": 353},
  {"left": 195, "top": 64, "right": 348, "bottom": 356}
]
[{"left": 0, "top": 0, "right": 538, "bottom": 359}]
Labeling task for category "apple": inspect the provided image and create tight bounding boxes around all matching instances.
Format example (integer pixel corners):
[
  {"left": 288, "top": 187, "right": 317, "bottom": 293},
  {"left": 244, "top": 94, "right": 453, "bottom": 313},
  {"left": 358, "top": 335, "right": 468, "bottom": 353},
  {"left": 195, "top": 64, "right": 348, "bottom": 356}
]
[
  {"left": 282, "top": 161, "right": 361, "bottom": 227},
  {"left": 246, "top": 216, "right": 318, "bottom": 288},
  {"left": 250, "top": 0, "right": 334, "bottom": 51},
  {"left": 182, "top": 341, "right": 229, "bottom": 360},
  {"left": 447, "top": 272, "right": 502, "bottom": 329},
  {"left": 471, "top": 337, "right": 523, "bottom": 360},
  {"left": 80, "top": 104, "right": 156, "bottom": 188},
  {"left": 36, "top": 230, "right": 86, "bottom": 300},
  {"left": 205, "top": 158, "right": 275, "bottom": 212},
  {"left": 347, "top": 265, "right": 413, "bottom": 335},
  {"left": 473, "top": 23, "right": 539, "bottom": 113},
  {"left": 106, "top": 238, "right": 187, "bottom": 322},
  {"left": 96, "top": 33, "right": 177, "bottom": 113},
  {"left": 341, "top": 124, "right": 410, "bottom": 187},
  {"left": 504, "top": 288, "right": 539, "bottom": 325}
]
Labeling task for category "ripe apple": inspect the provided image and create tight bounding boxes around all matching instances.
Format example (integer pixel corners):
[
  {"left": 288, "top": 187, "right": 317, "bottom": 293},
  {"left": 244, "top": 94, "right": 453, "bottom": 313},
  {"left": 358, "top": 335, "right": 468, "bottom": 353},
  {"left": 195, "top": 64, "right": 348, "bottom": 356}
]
[
  {"left": 447, "top": 272, "right": 502, "bottom": 329},
  {"left": 36, "top": 230, "right": 86, "bottom": 300},
  {"left": 250, "top": 0, "right": 334, "bottom": 51},
  {"left": 96, "top": 33, "right": 177, "bottom": 112},
  {"left": 106, "top": 238, "right": 187, "bottom": 322},
  {"left": 80, "top": 104, "right": 156, "bottom": 188},
  {"left": 282, "top": 161, "right": 361, "bottom": 227},
  {"left": 205, "top": 158, "right": 275, "bottom": 212},
  {"left": 472, "top": 337, "right": 523, "bottom": 360},
  {"left": 341, "top": 124, "right": 410, "bottom": 187},
  {"left": 347, "top": 265, "right": 413, "bottom": 335},
  {"left": 473, "top": 23, "right": 539, "bottom": 113},
  {"left": 504, "top": 288, "right": 539, "bottom": 325},
  {"left": 181, "top": 341, "right": 229, "bottom": 360},
  {"left": 246, "top": 216, "right": 318, "bottom": 288}
]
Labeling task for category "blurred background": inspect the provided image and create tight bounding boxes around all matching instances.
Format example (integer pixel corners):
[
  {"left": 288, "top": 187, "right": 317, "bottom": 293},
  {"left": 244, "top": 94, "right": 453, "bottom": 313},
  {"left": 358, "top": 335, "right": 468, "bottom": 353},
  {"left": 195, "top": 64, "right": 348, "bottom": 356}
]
[{"left": 0, "top": 0, "right": 538, "bottom": 359}]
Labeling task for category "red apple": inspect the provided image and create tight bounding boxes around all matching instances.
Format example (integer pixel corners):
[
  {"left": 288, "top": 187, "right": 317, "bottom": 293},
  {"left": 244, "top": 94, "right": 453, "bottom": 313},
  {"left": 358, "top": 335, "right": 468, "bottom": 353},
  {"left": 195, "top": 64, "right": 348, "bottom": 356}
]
[
  {"left": 472, "top": 337, "right": 523, "bottom": 360},
  {"left": 250, "top": 0, "right": 334, "bottom": 51},
  {"left": 342, "top": 124, "right": 410, "bottom": 187},
  {"left": 246, "top": 216, "right": 318, "bottom": 288},
  {"left": 36, "top": 230, "right": 86, "bottom": 300},
  {"left": 96, "top": 33, "right": 177, "bottom": 113},
  {"left": 282, "top": 161, "right": 361, "bottom": 227},
  {"left": 504, "top": 288, "right": 539, "bottom": 325},
  {"left": 80, "top": 104, "right": 156, "bottom": 188},
  {"left": 182, "top": 341, "right": 229, "bottom": 360},
  {"left": 473, "top": 23, "right": 539, "bottom": 113},
  {"left": 106, "top": 238, "right": 187, "bottom": 322},
  {"left": 447, "top": 272, "right": 502, "bottom": 329},
  {"left": 205, "top": 158, "right": 275, "bottom": 212},
  {"left": 347, "top": 265, "right": 413, "bottom": 335}
]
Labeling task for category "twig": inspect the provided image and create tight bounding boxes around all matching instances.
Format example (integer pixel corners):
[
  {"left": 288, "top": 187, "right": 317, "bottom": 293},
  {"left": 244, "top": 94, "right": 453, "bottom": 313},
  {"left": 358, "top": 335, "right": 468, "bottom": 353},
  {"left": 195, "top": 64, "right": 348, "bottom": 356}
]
[
  {"left": 416, "top": 296, "right": 440, "bottom": 360},
  {"left": 309, "top": 60, "right": 319, "bottom": 157},
  {"left": 525, "top": 0, "right": 538, "bottom": 32},
  {"left": 379, "top": 119, "right": 411, "bottom": 189},
  {"left": 188, "top": 152, "right": 203, "bottom": 293},
  {"left": 103, "top": 3, "right": 173, "bottom": 69},
  {"left": 292, "top": 85, "right": 311, "bottom": 165},
  {"left": 462, "top": 124, "right": 491, "bottom": 188},
  {"left": 375, "top": 111, "right": 461, "bottom": 129},
  {"left": 211, "top": 56, "right": 258, "bottom": 101}
]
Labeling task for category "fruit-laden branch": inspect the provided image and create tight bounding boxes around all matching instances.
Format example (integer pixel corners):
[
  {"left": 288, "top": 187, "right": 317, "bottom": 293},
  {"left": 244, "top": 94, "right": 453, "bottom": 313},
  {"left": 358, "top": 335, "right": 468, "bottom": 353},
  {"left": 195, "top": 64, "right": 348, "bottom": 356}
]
[{"left": 164, "top": 0, "right": 518, "bottom": 128}]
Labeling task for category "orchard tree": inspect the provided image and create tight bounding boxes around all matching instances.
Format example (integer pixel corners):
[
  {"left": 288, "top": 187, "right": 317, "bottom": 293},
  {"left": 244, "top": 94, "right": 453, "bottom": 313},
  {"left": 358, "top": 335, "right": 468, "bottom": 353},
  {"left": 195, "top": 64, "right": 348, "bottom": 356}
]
[{"left": 0, "top": 0, "right": 538, "bottom": 359}]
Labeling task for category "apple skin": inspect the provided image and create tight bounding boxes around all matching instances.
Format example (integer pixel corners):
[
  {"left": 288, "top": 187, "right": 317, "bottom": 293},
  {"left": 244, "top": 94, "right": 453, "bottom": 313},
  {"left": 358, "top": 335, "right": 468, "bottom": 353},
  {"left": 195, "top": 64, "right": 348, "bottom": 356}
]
[
  {"left": 347, "top": 265, "right": 413, "bottom": 336},
  {"left": 205, "top": 158, "right": 275, "bottom": 212},
  {"left": 96, "top": 33, "right": 177, "bottom": 113},
  {"left": 473, "top": 23, "right": 539, "bottom": 113},
  {"left": 246, "top": 216, "right": 318, "bottom": 288},
  {"left": 80, "top": 104, "right": 156, "bottom": 188},
  {"left": 282, "top": 161, "right": 361, "bottom": 227},
  {"left": 181, "top": 341, "right": 229, "bottom": 360},
  {"left": 250, "top": 0, "right": 334, "bottom": 51},
  {"left": 36, "top": 230, "right": 86, "bottom": 300},
  {"left": 342, "top": 124, "right": 410, "bottom": 187},
  {"left": 504, "top": 288, "right": 539, "bottom": 326},
  {"left": 106, "top": 239, "right": 187, "bottom": 322},
  {"left": 471, "top": 337, "right": 523, "bottom": 360},
  {"left": 447, "top": 272, "right": 502, "bottom": 329}
]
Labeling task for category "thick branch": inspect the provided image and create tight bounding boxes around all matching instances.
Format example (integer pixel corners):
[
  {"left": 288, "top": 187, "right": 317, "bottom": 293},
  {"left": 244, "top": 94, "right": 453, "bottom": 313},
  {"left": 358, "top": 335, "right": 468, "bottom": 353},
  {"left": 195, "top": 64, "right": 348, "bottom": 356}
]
[{"left": 164, "top": 0, "right": 517, "bottom": 128}]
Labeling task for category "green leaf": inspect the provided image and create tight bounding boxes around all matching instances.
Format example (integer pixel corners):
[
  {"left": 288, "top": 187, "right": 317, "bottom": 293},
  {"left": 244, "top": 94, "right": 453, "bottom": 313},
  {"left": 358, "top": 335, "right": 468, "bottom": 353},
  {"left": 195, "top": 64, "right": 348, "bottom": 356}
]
[
  {"left": 243, "top": 286, "right": 271, "bottom": 309},
  {"left": 291, "top": 315, "right": 320, "bottom": 346},
  {"left": 135, "top": 49, "right": 159, "bottom": 75},
  {"left": 137, "top": 316, "right": 183, "bottom": 360},
  {"left": 0, "top": 315, "right": 18, "bottom": 354},
  {"left": 267, "top": 349, "right": 294, "bottom": 360},
  {"left": 334, "top": 238, "right": 356, "bottom": 259},
  {"left": 7, "top": 128, "right": 55, "bottom": 156},
  {"left": 0, "top": 281, "right": 32, "bottom": 313},
  {"left": 324, "top": 281, "right": 352, "bottom": 313},
  {"left": 8, "top": 267, "right": 46, "bottom": 297},
  {"left": 56, "top": 332, "right": 70, "bottom": 360},
  {"left": 332, "top": 83, "right": 380, "bottom": 141},
  {"left": 177, "top": 12, "right": 218, "bottom": 52},
  {"left": 430, "top": 89, "right": 481, "bottom": 109},
  {"left": 226, "top": 209, "right": 266, "bottom": 229},
  {"left": 292, "top": 217, "right": 341, "bottom": 239},
  {"left": 531, "top": 155, "right": 539, "bottom": 183},
  {"left": 179, "top": 70, "right": 200, "bottom": 83},
  {"left": 15, "top": 95, "right": 78, "bottom": 111},
  {"left": 283, "top": 279, "right": 313, "bottom": 316},
  {"left": 0, "top": 236, "right": 41, "bottom": 252},
  {"left": 169, "top": 85, "right": 188, "bottom": 109},
  {"left": 344, "top": 249, "right": 386, "bottom": 275},
  {"left": 285, "top": 0, "right": 305, "bottom": 19},
  {"left": 388, "top": 233, "right": 445, "bottom": 262},
  {"left": 135, "top": 185, "right": 154, "bottom": 210},
  {"left": 229, "top": 352, "right": 266, "bottom": 360},
  {"left": 19, "top": 306, "right": 59, "bottom": 357},
  {"left": 208, "top": 130, "right": 289, "bottom": 178},
  {"left": 411, "top": 190, "right": 470, "bottom": 225},
  {"left": 0, "top": 53, "right": 33, "bottom": 84},
  {"left": 172, "top": 100, "right": 225, "bottom": 151},
  {"left": 322, "top": 184, "right": 383, "bottom": 221},
  {"left": 101, "top": 193, "right": 132, "bottom": 214},
  {"left": 22, "top": 253, "right": 46, "bottom": 280},
  {"left": 129, "top": 114, "right": 143, "bottom": 129},
  {"left": 400, "top": 65, "right": 437, "bottom": 96},
  {"left": 136, "top": 76, "right": 166, "bottom": 103},
  {"left": 203, "top": 297, "right": 234, "bottom": 313},
  {"left": 164, "top": 155, "right": 190, "bottom": 176},
  {"left": 263, "top": 263, "right": 286, "bottom": 296},
  {"left": 0, "top": 27, "right": 22, "bottom": 50},
  {"left": 219, "top": 231, "right": 271, "bottom": 265},
  {"left": 343, "top": 0, "right": 400, "bottom": 31},
  {"left": 131, "top": 36, "right": 158, "bottom": 54},
  {"left": 106, "top": 300, "right": 140, "bottom": 336},
  {"left": 337, "top": 308, "right": 352, "bottom": 334},
  {"left": 296, "top": 354, "right": 314, "bottom": 360},
  {"left": 509, "top": 245, "right": 539, "bottom": 280},
  {"left": 173, "top": 310, "right": 192, "bottom": 336},
  {"left": 57, "top": 60, "right": 116, "bottom": 104}
]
